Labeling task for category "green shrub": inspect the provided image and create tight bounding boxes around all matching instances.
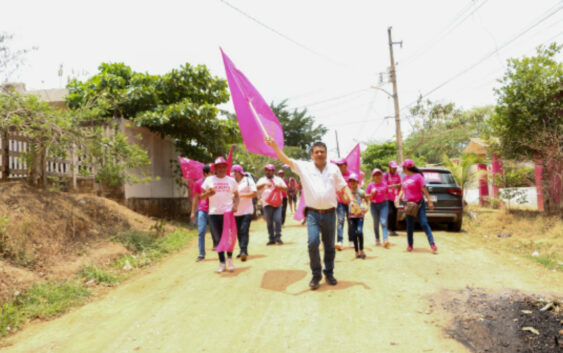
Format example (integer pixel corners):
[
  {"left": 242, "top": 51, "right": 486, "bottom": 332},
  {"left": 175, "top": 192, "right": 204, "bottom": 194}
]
[{"left": 79, "top": 265, "right": 120, "bottom": 284}]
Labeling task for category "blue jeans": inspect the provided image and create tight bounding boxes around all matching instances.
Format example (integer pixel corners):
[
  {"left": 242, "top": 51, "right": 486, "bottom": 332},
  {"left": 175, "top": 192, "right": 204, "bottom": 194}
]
[
  {"left": 348, "top": 217, "right": 364, "bottom": 252},
  {"left": 306, "top": 209, "right": 336, "bottom": 278},
  {"left": 235, "top": 214, "right": 252, "bottom": 254},
  {"left": 336, "top": 202, "right": 349, "bottom": 243},
  {"left": 196, "top": 210, "right": 208, "bottom": 257},
  {"left": 263, "top": 205, "right": 282, "bottom": 242},
  {"left": 405, "top": 199, "right": 435, "bottom": 246},
  {"left": 370, "top": 202, "right": 389, "bottom": 241}
]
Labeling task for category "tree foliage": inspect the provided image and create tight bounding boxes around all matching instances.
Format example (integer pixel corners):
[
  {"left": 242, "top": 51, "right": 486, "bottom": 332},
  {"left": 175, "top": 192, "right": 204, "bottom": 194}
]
[
  {"left": 66, "top": 62, "right": 237, "bottom": 161},
  {"left": 361, "top": 141, "right": 398, "bottom": 174},
  {"left": 442, "top": 153, "right": 484, "bottom": 201},
  {"left": 0, "top": 33, "right": 33, "bottom": 82}
]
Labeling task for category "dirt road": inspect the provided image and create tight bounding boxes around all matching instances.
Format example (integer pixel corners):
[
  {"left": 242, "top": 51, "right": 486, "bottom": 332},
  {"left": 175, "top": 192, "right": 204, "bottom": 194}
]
[{"left": 2, "top": 215, "right": 561, "bottom": 353}]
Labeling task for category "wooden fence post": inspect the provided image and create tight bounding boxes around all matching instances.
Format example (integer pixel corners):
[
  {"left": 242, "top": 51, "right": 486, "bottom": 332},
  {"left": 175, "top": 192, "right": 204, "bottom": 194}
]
[{"left": 1, "top": 128, "right": 9, "bottom": 181}]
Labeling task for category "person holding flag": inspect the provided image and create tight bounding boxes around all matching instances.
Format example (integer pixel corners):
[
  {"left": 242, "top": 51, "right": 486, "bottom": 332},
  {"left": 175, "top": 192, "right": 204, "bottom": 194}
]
[
  {"left": 265, "top": 137, "right": 352, "bottom": 290},
  {"left": 191, "top": 164, "right": 213, "bottom": 262},
  {"left": 232, "top": 164, "right": 257, "bottom": 261},
  {"left": 200, "top": 157, "right": 240, "bottom": 272},
  {"left": 257, "top": 164, "right": 287, "bottom": 245}
]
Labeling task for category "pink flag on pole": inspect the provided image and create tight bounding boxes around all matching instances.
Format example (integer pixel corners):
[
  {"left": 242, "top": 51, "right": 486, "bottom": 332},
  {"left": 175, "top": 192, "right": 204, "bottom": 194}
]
[
  {"left": 293, "top": 193, "right": 306, "bottom": 221},
  {"left": 216, "top": 212, "right": 238, "bottom": 253},
  {"left": 345, "top": 143, "right": 361, "bottom": 176},
  {"left": 226, "top": 145, "right": 233, "bottom": 175},
  {"left": 220, "top": 49, "right": 284, "bottom": 158},
  {"left": 178, "top": 157, "right": 204, "bottom": 180}
]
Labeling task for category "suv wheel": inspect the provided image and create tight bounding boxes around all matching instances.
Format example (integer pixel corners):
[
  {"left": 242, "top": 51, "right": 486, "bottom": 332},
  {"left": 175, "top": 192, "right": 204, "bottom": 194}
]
[{"left": 448, "top": 218, "right": 462, "bottom": 232}]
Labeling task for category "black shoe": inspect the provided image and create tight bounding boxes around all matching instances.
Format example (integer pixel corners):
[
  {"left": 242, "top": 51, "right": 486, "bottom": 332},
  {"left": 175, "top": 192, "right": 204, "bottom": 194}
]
[
  {"left": 309, "top": 277, "right": 321, "bottom": 290},
  {"left": 266, "top": 241, "right": 275, "bottom": 246},
  {"left": 241, "top": 253, "right": 247, "bottom": 262},
  {"left": 196, "top": 255, "right": 205, "bottom": 262},
  {"left": 236, "top": 253, "right": 242, "bottom": 258},
  {"left": 390, "top": 231, "right": 398, "bottom": 236},
  {"left": 276, "top": 239, "right": 283, "bottom": 245},
  {"left": 325, "top": 274, "right": 338, "bottom": 286}
]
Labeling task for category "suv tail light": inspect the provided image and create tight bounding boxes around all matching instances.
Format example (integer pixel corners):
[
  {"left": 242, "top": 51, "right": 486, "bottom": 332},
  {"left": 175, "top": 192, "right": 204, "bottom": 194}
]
[{"left": 448, "top": 188, "right": 462, "bottom": 197}]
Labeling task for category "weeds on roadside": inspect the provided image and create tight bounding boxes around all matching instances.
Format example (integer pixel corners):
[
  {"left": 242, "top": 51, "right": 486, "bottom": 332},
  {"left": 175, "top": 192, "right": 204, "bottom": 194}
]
[{"left": 79, "top": 265, "right": 120, "bottom": 284}]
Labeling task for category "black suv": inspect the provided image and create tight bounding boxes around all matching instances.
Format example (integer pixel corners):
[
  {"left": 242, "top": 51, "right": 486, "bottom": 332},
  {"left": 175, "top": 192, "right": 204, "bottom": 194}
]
[{"left": 396, "top": 167, "right": 463, "bottom": 231}]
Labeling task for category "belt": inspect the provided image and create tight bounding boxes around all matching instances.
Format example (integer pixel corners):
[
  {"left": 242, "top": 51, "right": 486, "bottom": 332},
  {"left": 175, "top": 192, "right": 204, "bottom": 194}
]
[{"left": 306, "top": 207, "right": 336, "bottom": 214}]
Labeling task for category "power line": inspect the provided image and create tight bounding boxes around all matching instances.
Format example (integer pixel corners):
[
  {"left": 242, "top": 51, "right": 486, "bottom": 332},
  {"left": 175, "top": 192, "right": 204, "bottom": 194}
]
[
  {"left": 400, "top": 2, "right": 563, "bottom": 112},
  {"left": 218, "top": 0, "right": 344, "bottom": 66},
  {"left": 293, "top": 88, "right": 371, "bottom": 109}
]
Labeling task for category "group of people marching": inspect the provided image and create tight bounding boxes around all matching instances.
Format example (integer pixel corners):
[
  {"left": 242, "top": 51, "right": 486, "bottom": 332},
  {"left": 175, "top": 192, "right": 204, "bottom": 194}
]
[{"left": 190, "top": 139, "right": 437, "bottom": 289}]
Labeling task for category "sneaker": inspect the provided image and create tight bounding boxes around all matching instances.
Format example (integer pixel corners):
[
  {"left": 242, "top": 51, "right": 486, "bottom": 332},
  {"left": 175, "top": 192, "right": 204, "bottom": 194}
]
[
  {"left": 384, "top": 241, "right": 390, "bottom": 249},
  {"left": 431, "top": 244, "right": 438, "bottom": 253},
  {"left": 355, "top": 253, "right": 361, "bottom": 258},
  {"left": 236, "top": 253, "right": 242, "bottom": 258},
  {"left": 217, "top": 263, "right": 226, "bottom": 273},
  {"left": 360, "top": 253, "right": 366, "bottom": 259},
  {"left": 309, "top": 277, "right": 321, "bottom": 290},
  {"left": 241, "top": 253, "right": 248, "bottom": 262},
  {"left": 227, "top": 258, "right": 235, "bottom": 272},
  {"left": 335, "top": 242, "right": 343, "bottom": 251},
  {"left": 406, "top": 245, "right": 413, "bottom": 252},
  {"left": 276, "top": 239, "right": 284, "bottom": 245},
  {"left": 196, "top": 255, "right": 205, "bottom": 262},
  {"left": 266, "top": 240, "right": 275, "bottom": 246},
  {"left": 376, "top": 239, "right": 381, "bottom": 246},
  {"left": 325, "top": 274, "right": 338, "bottom": 286}
]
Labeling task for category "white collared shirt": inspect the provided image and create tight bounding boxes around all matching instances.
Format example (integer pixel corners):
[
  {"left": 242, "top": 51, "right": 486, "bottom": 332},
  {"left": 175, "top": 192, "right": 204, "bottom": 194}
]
[{"left": 291, "top": 159, "right": 347, "bottom": 209}]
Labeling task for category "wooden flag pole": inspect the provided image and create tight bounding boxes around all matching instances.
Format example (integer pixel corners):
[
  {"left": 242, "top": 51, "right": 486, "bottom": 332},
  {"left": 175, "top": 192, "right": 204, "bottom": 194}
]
[{"left": 247, "top": 98, "right": 270, "bottom": 138}]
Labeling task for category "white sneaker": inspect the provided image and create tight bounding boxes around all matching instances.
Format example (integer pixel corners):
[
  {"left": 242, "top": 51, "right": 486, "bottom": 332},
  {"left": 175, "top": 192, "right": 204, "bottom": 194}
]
[
  {"left": 227, "top": 258, "right": 235, "bottom": 272},
  {"left": 335, "top": 242, "right": 343, "bottom": 251},
  {"left": 217, "top": 263, "right": 226, "bottom": 273}
]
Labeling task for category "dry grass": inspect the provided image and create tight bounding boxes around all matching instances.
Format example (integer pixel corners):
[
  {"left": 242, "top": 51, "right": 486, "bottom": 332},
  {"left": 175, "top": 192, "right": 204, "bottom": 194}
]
[{"left": 465, "top": 206, "right": 563, "bottom": 271}]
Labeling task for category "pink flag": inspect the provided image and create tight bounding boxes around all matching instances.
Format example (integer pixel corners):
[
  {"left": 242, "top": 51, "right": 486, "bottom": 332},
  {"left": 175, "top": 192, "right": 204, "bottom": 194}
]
[
  {"left": 216, "top": 212, "right": 238, "bottom": 253},
  {"left": 226, "top": 145, "right": 233, "bottom": 175},
  {"left": 293, "top": 193, "right": 306, "bottom": 221},
  {"left": 345, "top": 143, "right": 361, "bottom": 176},
  {"left": 178, "top": 157, "right": 204, "bottom": 180},
  {"left": 220, "top": 49, "right": 284, "bottom": 158}
]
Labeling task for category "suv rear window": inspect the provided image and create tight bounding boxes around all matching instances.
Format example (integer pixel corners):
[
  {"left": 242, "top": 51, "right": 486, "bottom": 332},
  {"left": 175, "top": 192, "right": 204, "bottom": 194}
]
[{"left": 422, "top": 171, "right": 456, "bottom": 185}]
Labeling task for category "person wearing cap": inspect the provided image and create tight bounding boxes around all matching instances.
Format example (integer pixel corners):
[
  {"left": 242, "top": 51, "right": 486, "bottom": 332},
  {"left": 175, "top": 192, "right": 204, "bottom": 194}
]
[
  {"left": 265, "top": 137, "right": 352, "bottom": 290},
  {"left": 347, "top": 173, "right": 369, "bottom": 259},
  {"left": 366, "top": 168, "right": 391, "bottom": 248},
  {"left": 385, "top": 161, "right": 402, "bottom": 236},
  {"left": 287, "top": 177, "right": 299, "bottom": 213},
  {"left": 395, "top": 159, "right": 438, "bottom": 253},
  {"left": 334, "top": 158, "right": 352, "bottom": 250},
  {"left": 191, "top": 164, "right": 213, "bottom": 262},
  {"left": 277, "top": 169, "right": 289, "bottom": 225},
  {"left": 256, "top": 164, "right": 288, "bottom": 245},
  {"left": 232, "top": 165, "right": 257, "bottom": 261},
  {"left": 200, "top": 157, "right": 240, "bottom": 272}
]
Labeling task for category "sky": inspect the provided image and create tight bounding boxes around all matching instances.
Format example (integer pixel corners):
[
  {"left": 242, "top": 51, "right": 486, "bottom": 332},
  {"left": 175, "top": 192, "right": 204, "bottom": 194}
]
[{"left": 2, "top": 0, "right": 562, "bottom": 158}]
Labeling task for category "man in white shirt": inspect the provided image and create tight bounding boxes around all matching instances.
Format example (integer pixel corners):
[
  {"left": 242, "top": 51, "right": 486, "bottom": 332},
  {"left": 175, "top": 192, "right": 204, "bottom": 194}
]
[
  {"left": 265, "top": 137, "right": 352, "bottom": 290},
  {"left": 232, "top": 164, "right": 258, "bottom": 261},
  {"left": 256, "top": 164, "right": 288, "bottom": 245}
]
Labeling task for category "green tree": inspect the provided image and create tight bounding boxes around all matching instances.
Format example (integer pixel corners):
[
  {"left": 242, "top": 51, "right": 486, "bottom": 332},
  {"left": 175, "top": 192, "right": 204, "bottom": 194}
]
[
  {"left": 492, "top": 43, "right": 562, "bottom": 214},
  {"left": 442, "top": 153, "right": 484, "bottom": 202},
  {"left": 0, "top": 32, "right": 34, "bottom": 82},
  {"left": 361, "top": 141, "right": 397, "bottom": 174},
  {"left": 66, "top": 62, "right": 237, "bottom": 162}
]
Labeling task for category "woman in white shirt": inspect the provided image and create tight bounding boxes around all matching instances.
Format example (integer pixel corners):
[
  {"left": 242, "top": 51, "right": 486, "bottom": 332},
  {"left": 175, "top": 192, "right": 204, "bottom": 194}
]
[{"left": 232, "top": 165, "right": 258, "bottom": 261}]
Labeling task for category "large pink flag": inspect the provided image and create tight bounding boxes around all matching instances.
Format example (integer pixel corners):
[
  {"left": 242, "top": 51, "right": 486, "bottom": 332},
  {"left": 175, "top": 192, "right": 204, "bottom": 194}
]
[
  {"left": 178, "top": 157, "right": 204, "bottom": 180},
  {"left": 220, "top": 49, "right": 284, "bottom": 158},
  {"left": 345, "top": 143, "right": 361, "bottom": 176},
  {"left": 293, "top": 193, "right": 306, "bottom": 221}
]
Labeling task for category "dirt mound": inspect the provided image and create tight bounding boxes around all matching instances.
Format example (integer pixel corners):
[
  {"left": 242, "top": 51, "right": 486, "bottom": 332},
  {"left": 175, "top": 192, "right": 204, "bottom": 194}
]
[
  {"left": 0, "top": 182, "right": 158, "bottom": 303},
  {"left": 432, "top": 288, "right": 563, "bottom": 353}
]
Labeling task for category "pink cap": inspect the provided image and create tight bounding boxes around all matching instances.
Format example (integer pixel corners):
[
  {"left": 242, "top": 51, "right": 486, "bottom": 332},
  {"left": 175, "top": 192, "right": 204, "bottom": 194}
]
[
  {"left": 402, "top": 159, "right": 415, "bottom": 168},
  {"left": 334, "top": 158, "right": 347, "bottom": 165},
  {"left": 282, "top": 164, "right": 290, "bottom": 169},
  {"left": 231, "top": 164, "right": 244, "bottom": 174},
  {"left": 264, "top": 164, "right": 275, "bottom": 171},
  {"left": 389, "top": 160, "right": 398, "bottom": 168},
  {"left": 277, "top": 169, "right": 284, "bottom": 175},
  {"left": 214, "top": 157, "right": 227, "bottom": 166},
  {"left": 372, "top": 168, "right": 383, "bottom": 176},
  {"left": 348, "top": 172, "right": 359, "bottom": 182}
]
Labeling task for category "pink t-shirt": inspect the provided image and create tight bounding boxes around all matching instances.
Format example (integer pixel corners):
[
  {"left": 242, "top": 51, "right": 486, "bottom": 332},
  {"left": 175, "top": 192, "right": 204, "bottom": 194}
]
[
  {"left": 402, "top": 173, "right": 425, "bottom": 202},
  {"left": 201, "top": 175, "right": 238, "bottom": 215},
  {"left": 366, "top": 180, "right": 388, "bottom": 204},
  {"left": 192, "top": 178, "right": 209, "bottom": 212},
  {"left": 385, "top": 171, "right": 402, "bottom": 201}
]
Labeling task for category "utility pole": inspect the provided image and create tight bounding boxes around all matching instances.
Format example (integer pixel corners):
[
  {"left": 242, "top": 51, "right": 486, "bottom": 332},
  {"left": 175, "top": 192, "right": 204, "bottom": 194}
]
[
  {"left": 387, "top": 26, "right": 404, "bottom": 163},
  {"left": 335, "top": 130, "right": 341, "bottom": 158}
]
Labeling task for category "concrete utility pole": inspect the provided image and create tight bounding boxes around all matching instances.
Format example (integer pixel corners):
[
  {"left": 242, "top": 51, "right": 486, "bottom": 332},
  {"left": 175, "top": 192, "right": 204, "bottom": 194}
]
[
  {"left": 387, "top": 26, "right": 404, "bottom": 163},
  {"left": 335, "top": 130, "right": 341, "bottom": 158}
]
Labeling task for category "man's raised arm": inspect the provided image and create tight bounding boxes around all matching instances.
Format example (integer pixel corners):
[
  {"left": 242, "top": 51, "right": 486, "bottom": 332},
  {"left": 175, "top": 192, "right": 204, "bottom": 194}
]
[{"left": 264, "top": 137, "right": 295, "bottom": 170}]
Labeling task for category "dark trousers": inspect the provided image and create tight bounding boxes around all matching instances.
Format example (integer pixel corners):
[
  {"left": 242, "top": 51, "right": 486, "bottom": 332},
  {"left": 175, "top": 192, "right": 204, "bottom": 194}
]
[
  {"left": 387, "top": 200, "right": 398, "bottom": 231},
  {"left": 281, "top": 197, "right": 288, "bottom": 224},
  {"left": 348, "top": 217, "right": 364, "bottom": 252},
  {"left": 263, "top": 205, "right": 282, "bottom": 241},
  {"left": 235, "top": 214, "right": 252, "bottom": 255},
  {"left": 209, "top": 214, "right": 232, "bottom": 263},
  {"left": 306, "top": 209, "right": 336, "bottom": 278}
]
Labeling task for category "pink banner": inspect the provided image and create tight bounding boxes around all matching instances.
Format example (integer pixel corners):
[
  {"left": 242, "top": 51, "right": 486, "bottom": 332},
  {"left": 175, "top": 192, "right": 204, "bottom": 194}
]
[
  {"left": 216, "top": 212, "right": 238, "bottom": 253},
  {"left": 220, "top": 49, "right": 284, "bottom": 158},
  {"left": 293, "top": 193, "right": 306, "bottom": 221},
  {"left": 178, "top": 157, "right": 204, "bottom": 180}
]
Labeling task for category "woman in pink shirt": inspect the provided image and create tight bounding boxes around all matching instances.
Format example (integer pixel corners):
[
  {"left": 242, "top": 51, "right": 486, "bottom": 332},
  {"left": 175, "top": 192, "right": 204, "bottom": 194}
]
[
  {"left": 395, "top": 159, "right": 437, "bottom": 253},
  {"left": 366, "top": 168, "right": 390, "bottom": 248}
]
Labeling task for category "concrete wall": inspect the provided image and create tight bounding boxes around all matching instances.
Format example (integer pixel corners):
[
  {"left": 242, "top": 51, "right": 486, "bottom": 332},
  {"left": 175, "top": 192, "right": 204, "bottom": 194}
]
[
  {"left": 120, "top": 119, "right": 189, "bottom": 219},
  {"left": 465, "top": 187, "right": 538, "bottom": 209}
]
